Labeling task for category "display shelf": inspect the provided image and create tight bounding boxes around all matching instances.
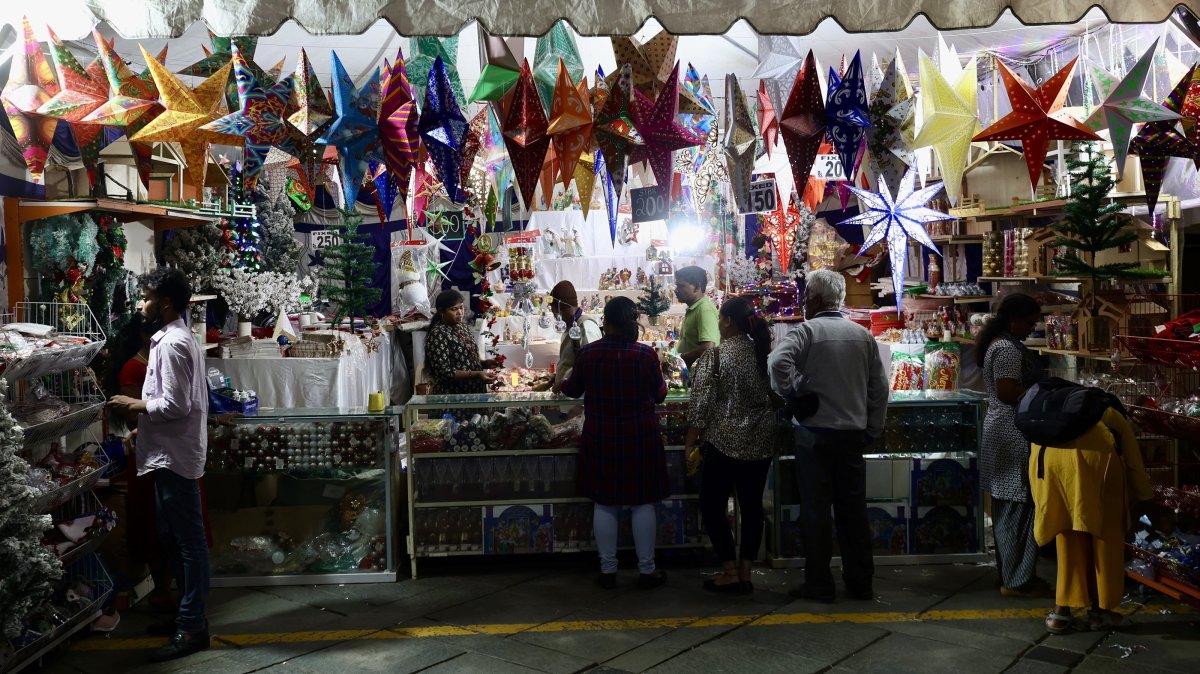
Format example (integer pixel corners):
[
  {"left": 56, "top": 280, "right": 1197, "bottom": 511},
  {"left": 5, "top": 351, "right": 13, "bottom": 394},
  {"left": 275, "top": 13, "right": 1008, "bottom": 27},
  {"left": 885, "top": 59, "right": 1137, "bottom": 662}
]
[
  {"left": 1032, "top": 346, "right": 1132, "bottom": 364},
  {"left": 31, "top": 464, "right": 105, "bottom": 515},
  {"left": 976, "top": 276, "right": 1039, "bottom": 284},
  {"left": 414, "top": 445, "right": 689, "bottom": 459},
  {"left": 1115, "top": 335, "right": 1200, "bottom": 370},
  {"left": 928, "top": 234, "right": 985, "bottom": 245},
  {"left": 14, "top": 198, "right": 216, "bottom": 231},
  {"left": 1127, "top": 405, "right": 1200, "bottom": 441},
  {"left": 915, "top": 295, "right": 992, "bottom": 304},
  {"left": 415, "top": 494, "right": 699, "bottom": 509},
  {"left": 13, "top": 372, "right": 107, "bottom": 449},
  {"left": 1126, "top": 569, "right": 1200, "bottom": 610},
  {"left": 0, "top": 302, "right": 106, "bottom": 383},
  {"left": 53, "top": 528, "right": 110, "bottom": 568}
]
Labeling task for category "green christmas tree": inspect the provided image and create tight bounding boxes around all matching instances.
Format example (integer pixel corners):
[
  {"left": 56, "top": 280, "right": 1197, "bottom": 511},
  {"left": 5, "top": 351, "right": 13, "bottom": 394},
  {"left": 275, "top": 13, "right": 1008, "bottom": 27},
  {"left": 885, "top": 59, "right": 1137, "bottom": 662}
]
[
  {"left": 1052, "top": 143, "right": 1165, "bottom": 281},
  {"left": 319, "top": 210, "right": 382, "bottom": 328},
  {"left": 636, "top": 275, "right": 672, "bottom": 321}
]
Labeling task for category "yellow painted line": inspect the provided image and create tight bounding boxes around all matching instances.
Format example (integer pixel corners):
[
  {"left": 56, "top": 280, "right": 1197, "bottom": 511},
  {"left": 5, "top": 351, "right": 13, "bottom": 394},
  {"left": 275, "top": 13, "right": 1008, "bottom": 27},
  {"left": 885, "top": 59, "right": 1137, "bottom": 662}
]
[{"left": 59, "top": 606, "right": 1143, "bottom": 653}]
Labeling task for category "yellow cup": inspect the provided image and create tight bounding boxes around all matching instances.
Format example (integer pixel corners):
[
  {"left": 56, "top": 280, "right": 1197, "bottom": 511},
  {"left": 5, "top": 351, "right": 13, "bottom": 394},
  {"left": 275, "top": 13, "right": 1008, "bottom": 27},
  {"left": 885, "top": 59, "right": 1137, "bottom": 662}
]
[{"left": 368, "top": 391, "right": 385, "bottom": 412}]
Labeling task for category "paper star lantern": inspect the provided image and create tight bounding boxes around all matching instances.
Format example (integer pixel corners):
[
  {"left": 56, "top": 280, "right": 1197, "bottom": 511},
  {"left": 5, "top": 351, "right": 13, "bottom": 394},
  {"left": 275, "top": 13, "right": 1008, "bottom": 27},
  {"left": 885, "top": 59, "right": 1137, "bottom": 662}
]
[
  {"left": 202, "top": 45, "right": 296, "bottom": 190},
  {"left": 547, "top": 60, "right": 594, "bottom": 187},
  {"left": 594, "top": 64, "right": 642, "bottom": 197},
  {"left": 1084, "top": 39, "right": 1179, "bottom": 178},
  {"left": 598, "top": 149, "right": 619, "bottom": 245},
  {"left": 757, "top": 80, "right": 780, "bottom": 160},
  {"left": 1, "top": 17, "right": 60, "bottom": 182},
  {"left": 534, "top": 22, "right": 584, "bottom": 111},
  {"left": 609, "top": 31, "right": 707, "bottom": 115},
  {"left": 760, "top": 191, "right": 801, "bottom": 275},
  {"left": 180, "top": 33, "right": 266, "bottom": 111},
  {"left": 319, "top": 51, "right": 382, "bottom": 207},
  {"left": 630, "top": 62, "right": 704, "bottom": 198},
  {"left": 912, "top": 48, "right": 978, "bottom": 204},
  {"left": 85, "top": 32, "right": 163, "bottom": 188},
  {"left": 574, "top": 151, "right": 598, "bottom": 217},
  {"left": 461, "top": 109, "right": 488, "bottom": 195},
  {"left": 681, "top": 63, "right": 717, "bottom": 136},
  {"left": 838, "top": 167, "right": 954, "bottom": 311},
  {"left": 378, "top": 48, "right": 421, "bottom": 202},
  {"left": 1131, "top": 65, "right": 1200, "bottom": 213},
  {"left": 825, "top": 51, "right": 871, "bottom": 182},
  {"left": 284, "top": 49, "right": 335, "bottom": 194},
  {"left": 483, "top": 106, "right": 514, "bottom": 200},
  {"left": 1178, "top": 64, "right": 1200, "bottom": 154},
  {"left": 502, "top": 60, "right": 551, "bottom": 210},
  {"left": 691, "top": 127, "right": 729, "bottom": 211},
  {"left": 36, "top": 27, "right": 111, "bottom": 186},
  {"left": 867, "top": 50, "right": 916, "bottom": 190},
  {"left": 973, "top": 57, "right": 1099, "bottom": 192},
  {"left": 408, "top": 37, "right": 466, "bottom": 109},
  {"left": 471, "top": 27, "right": 520, "bottom": 103},
  {"left": 130, "top": 48, "right": 236, "bottom": 194},
  {"left": 752, "top": 35, "right": 805, "bottom": 84},
  {"left": 724, "top": 74, "right": 759, "bottom": 213},
  {"left": 779, "top": 51, "right": 825, "bottom": 204},
  {"left": 419, "top": 56, "right": 469, "bottom": 204}
]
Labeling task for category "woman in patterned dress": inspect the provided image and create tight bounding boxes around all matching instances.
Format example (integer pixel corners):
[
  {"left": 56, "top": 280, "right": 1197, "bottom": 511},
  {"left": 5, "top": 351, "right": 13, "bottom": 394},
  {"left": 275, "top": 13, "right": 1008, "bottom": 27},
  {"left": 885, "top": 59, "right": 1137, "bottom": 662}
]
[
  {"left": 976, "top": 293, "right": 1050, "bottom": 598},
  {"left": 425, "top": 290, "right": 499, "bottom": 398},
  {"left": 685, "top": 297, "right": 776, "bottom": 594}
]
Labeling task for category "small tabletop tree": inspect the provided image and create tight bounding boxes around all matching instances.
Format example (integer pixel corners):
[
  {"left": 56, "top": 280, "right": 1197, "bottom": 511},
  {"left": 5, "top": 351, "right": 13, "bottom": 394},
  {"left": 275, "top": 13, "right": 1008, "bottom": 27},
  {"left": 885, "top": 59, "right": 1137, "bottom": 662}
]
[
  {"left": 636, "top": 275, "right": 672, "bottom": 325},
  {"left": 319, "top": 210, "right": 382, "bottom": 329}
]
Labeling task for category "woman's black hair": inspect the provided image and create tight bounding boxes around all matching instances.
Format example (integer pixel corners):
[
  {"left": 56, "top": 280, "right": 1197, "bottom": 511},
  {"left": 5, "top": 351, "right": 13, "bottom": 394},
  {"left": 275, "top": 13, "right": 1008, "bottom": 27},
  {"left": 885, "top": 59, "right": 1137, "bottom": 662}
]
[
  {"left": 104, "top": 312, "right": 156, "bottom": 396},
  {"left": 975, "top": 293, "right": 1042, "bottom": 367},
  {"left": 720, "top": 296, "right": 772, "bottom": 376},
  {"left": 430, "top": 289, "right": 465, "bottom": 326},
  {"left": 603, "top": 296, "right": 640, "bottom": 342}
]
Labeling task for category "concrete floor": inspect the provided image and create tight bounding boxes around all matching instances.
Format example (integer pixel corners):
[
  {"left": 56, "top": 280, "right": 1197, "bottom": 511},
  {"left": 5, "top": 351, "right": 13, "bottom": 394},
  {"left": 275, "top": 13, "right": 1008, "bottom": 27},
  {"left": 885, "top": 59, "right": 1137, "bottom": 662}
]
[{"left": 36, "top": 557, "right": 1200, "bottom": 673}]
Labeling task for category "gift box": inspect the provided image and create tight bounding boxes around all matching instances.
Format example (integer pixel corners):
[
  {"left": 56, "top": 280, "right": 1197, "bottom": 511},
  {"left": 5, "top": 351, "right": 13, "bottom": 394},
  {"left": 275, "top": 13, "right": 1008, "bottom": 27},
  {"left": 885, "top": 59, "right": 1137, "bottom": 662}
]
[
  {"left": 910, "top": 458, "right": 979, "bottom": 508},
  {"left": 483, "top": 504, "right": 554, "bottom": 554}
]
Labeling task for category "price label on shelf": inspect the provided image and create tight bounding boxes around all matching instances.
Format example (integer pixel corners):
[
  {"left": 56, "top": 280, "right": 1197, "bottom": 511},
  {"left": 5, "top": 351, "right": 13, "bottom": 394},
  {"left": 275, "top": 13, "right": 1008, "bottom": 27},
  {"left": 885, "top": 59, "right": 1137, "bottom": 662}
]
[
  {"left": 810, "top": 153, "right": 848, "bottom": 181},
  {"left": 630, "top": 186, "right": 670, "bottom": 223},
  {"left": 744, "top": 178, "right": 778, "bottom": 214}
]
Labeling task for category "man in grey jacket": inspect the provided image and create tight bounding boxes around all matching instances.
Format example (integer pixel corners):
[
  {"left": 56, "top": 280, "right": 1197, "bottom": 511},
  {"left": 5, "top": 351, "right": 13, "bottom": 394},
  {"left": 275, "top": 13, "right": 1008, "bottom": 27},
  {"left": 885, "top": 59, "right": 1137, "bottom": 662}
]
[{"left": 768, "top": 269, "right": 888, "bottom": 602}]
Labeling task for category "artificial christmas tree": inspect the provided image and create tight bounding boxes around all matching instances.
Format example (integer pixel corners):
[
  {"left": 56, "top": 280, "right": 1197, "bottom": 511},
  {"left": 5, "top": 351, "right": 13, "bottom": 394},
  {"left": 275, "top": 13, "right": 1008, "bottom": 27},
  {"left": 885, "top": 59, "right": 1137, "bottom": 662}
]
[
  {"left": 319, "top": 210, "right": 382, "bottom": 328},
  {"left": 636, "top": 275, "right": 672, "bottom": 326},
  {"left": 255, "top": 189, "right": 302, "bottom": 275},
  {"left": 226, "top": 165, "right": 266, "bottom": 272}
]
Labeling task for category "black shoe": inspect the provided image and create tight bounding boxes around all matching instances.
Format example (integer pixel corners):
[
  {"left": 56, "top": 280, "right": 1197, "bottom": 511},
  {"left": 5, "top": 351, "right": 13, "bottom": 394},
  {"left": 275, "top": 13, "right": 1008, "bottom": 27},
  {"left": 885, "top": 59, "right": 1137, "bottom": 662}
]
[
  {"left": 703, "top": 578, "right": 751, "bottom": 594},
  {"left": 789, "top": 584, "right": 835, "bottom": 603},
  {"left": 846, "top": 587, "right": 875, "bottom": 600},
  {"left": 149, "top": 630, "right": 210, "bottom": 662},
  {"left": 637, "top": 570, "right": 668, "bottom": 589},
  {"left": 596, "top": 572, "right": 617, "bottom": 589},
  {"left": 145, "top": 618, "right": 177, "bottom": 637}
]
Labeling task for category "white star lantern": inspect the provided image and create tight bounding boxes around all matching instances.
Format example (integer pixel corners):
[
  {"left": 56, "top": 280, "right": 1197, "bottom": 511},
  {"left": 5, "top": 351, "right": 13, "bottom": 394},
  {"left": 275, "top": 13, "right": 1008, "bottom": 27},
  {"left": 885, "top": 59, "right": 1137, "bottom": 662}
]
[{"left": 839, "top": 167, "right": 955, "bottom": 312}]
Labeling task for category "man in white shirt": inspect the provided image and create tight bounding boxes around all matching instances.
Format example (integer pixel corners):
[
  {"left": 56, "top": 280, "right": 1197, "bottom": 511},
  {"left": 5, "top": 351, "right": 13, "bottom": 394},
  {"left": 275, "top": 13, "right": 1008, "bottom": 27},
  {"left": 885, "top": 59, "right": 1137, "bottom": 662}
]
[{"left": 109, "top": 268, "right": 210, "bottom": 662}]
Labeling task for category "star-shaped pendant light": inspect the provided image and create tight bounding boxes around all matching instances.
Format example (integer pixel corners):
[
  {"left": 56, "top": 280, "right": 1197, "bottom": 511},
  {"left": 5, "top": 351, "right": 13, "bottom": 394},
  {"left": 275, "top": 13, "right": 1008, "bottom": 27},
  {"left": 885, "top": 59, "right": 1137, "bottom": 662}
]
[
  {"left": 867, "top": 50, "right": 916, "bottom": 190},
  {"left": 38, "top": 27, "right": 110, "bottom": 186},
  {"left": 757, "top": 80, "right": 779, "bottom": 159},
  {"left": 419, "top": 56, "right": 469, "bottom": 204},
  {"left": 912, "top": 48, "right": 978, "bottom": 204},
  {"left": 630, "top": 62, "right": 704, "bottom": 198},
  {"left": 85, "top": 31, "right": 163, "bottom": 188},
  {"left": 1, "top": 17, "right": 60, "bottom": 182},
  {"left": 285, "top": 48, "right": 335, "bottom": 194},
  {"left": 180, "top": 32, "right": 267, "bottom": 111},
  {"left": 779, "top": 51, "right": 825, "bottom": 205},
  {"left": 502, "top": 59, "right": 552, "bottom": 210},
  {"left": 547, "top": 60, "right": 593, "bottom": 187},
  {"left": 838, "top": 167, "right": 955, "bottom": 312},
  {"left": 534, "top": 22, "right": 585, "bottom": 111},
  {"left": 1130, "top": 64, "right": 1200, "bottom": 213},
  {"left": 725, "top": 74, "right": 759, "bottom": 214},
  {"left": 594, "top": 64, "right": 641, "bottom": 198},
  {"left": 1084, "top": 39, "right": 1179, "bottom": 178},
  {"left": 319, "top": 51, "right": 382, "bottom": 207},
  {"left": 825, "top": 51, "right": 870, "bottom": 183},
  {"left": 379, "top": 48, "right": 421, "bottom": 202}
]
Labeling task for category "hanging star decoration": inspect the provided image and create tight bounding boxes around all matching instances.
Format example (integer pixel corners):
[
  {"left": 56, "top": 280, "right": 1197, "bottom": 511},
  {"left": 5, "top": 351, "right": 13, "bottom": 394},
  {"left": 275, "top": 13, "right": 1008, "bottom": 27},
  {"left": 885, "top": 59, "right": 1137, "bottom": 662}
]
[
  {"left": 37, "top": 26, "right": 110, "bottom": 186},
  {"left": 547, "top": 60, "right": 593, "bottom": 188},
  {"left": 1178, "top": 62, "right": 1200, "bottom": 154},
  {"left": 598, "top": 149, "right": 620, "bottom": 245},
  {"left": 368, "top": 160, "right": 398, "bottom": 223},
  {"left": 408, "top": 37, "right": 466, "bottom": 109},
  {"left": 460, "top": 109, "right": 488, "bottom": 203},
  {"left": 759, "top": 190, "right": 801, "bottom": 275},
  {"left": 419, "top": 56, "right": 469, "bottom": 205},
  {"left": 286, "top": 48, "right": 335, "bottom": 184},
  {"left": 779, "top": 51, "right": 825, "bottom": 204},
  {"left": 757, "top": 80, "right": 779, "bottom": 159},
  {"left": 594, "top": 64, "right": 642, "bottom": 198},
  {"left": 471, "top": 27, "right": 520, "bottom": 103},
  {"left": 319, "top": 51, "right": 381, "bottom": 207},
  {"left": 867, "top": 50, "right": 916, "bottom": 190},
  {"left": 838, "top": 167, "right": 955, "bottom": 312},
  {"left": 1, "top": 17, "right": 60, "bottom": 182},
  {"left": 752, "top": 35, "right": 805, "bottom": 85},
  {"left": 533, "top": 21, "right": 585, "bottom": 112},
  {"left": 379, "top": 48, "right": 421, "bottom": 203},
  {"left": 912, "top": 48, "right": 978, "bottom": 204},
  {"left": 130, "top": 47, "right": 236, "bottom": 194},
  {"left": 691, "top": 127, "right": 729, "bottom": 212},
  {"left": 484, "top": 106, "right": 514, "bottom": 200},
  {"left": 86, "top": 31, "right": 163, "bottom": 188},
  {"left": 631, "top": 62, "right": 704, "bottom": 198},
  {"left": 201, "top": 44, "right": 296, "bottom": 190},
  {"left": 825, "top": 51, "right": 870, "bottom": 183},
  {"left": 1084, "top": 39, "right": 1179, "bottom": 178},
  {"left": 180, "top": 32, "right": 267, "bottom": 111},
  {"left": 502, "top": 59, "right": 552, "bottom": 210},
  {"left": 609, "top": 31, "right": 707, "bottom": 114},
  {"left": 724, "top": 74, "right": 759, "bottom": 214},
  {"left": 681, "top": 63, "right": 718, "bottom": 136},
  {"left": 974, "top": 57, "right": 1099, "bottom": 192},
  {"left": 1131, "top": 64, "right": 1200, "bottom": 213}
]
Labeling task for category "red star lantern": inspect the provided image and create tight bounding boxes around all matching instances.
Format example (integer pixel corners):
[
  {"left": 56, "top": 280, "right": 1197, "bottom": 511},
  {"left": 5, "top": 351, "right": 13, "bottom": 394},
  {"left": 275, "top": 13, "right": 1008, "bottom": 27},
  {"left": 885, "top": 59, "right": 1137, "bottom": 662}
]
[
  {"left": 630, "top": 62, "right": 704, "bottom": 198},
  {"left": 502, "top": 60, "right": 551, "bottom": 210},
  {"left": 757, "top": 80, "right": 779, "bottom": 159},
  {"left": 973, "top": 57, "right": 1099, "bottom": 191},
  {"left": 780, "top": 51, "right": 825, "bottom": 205},
  {"left": 760, "top": 190, "right": 801, "bottom": 275}
]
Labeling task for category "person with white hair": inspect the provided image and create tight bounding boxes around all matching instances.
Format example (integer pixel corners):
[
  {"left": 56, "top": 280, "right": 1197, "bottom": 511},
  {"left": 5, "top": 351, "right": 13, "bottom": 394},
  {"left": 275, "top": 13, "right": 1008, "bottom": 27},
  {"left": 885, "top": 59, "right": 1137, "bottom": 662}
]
[{"left": 767, "top": 269, "right": 888, "bottom": 603}]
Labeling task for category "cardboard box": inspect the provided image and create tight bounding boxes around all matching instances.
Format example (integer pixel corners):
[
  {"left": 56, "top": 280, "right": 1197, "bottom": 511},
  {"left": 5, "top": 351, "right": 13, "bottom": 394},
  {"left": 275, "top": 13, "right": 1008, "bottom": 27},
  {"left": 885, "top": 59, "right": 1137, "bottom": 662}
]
[
  {"left": 483, "top": 504, "right": 554, "bottom": 554},
  {"left": 866, "top": 502, "right": 908, "bottom": 555},
  {"left": 909, "top": 505, "right": 978, "bottom": 554},
  {"left": 910, "top": 457, "right": 979, "bottom": 508}
]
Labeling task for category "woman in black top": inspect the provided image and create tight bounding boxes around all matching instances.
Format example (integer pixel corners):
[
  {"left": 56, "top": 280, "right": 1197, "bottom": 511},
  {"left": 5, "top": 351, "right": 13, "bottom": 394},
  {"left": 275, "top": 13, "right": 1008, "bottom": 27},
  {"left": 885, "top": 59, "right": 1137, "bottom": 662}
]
[{"left": 425, "top": 290, "right": 499, "bottom": 395}]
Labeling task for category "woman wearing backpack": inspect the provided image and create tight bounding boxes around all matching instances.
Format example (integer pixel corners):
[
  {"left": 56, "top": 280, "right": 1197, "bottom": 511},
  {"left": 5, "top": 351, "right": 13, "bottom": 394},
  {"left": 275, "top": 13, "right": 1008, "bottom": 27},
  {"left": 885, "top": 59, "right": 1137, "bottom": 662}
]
[{"left": 976, "top": 293, "right": 1051, "bottom": 598}]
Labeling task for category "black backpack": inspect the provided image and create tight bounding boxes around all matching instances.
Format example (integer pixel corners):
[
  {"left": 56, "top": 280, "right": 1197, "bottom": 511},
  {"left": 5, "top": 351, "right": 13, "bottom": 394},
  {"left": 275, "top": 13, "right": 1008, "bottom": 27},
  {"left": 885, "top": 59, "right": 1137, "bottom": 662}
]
[{"left": 1014, "top": 377, "right": 1127, "bottom": 449}]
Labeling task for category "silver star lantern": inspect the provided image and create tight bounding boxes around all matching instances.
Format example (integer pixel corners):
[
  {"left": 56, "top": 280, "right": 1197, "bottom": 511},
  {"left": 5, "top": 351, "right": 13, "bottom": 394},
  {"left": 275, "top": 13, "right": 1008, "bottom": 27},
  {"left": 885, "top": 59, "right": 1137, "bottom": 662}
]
[
  {"left": 723, "top": 74, "right": 758, "bottom": 214},
  {"left": 867, "top": 51, "right": 917, "bottom": 190},
  {"left": 691, "top": 127, "right": 729, "bottom": 212},
  {"left": 838, "top": 167, "right": 954, "bottom": 312}
]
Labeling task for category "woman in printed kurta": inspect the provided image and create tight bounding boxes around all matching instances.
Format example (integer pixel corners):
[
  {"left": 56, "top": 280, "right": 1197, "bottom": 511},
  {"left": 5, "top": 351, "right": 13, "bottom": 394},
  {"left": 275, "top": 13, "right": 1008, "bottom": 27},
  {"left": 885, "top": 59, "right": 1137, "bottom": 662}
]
[
  {"left": 425, "top": 290, "right": 499, "bottom": 398},
  {"left": 560, "top": 297, "right": 669, "bottom": 590},
  {"left": 686, "top": 297, "right": 777, "bottom": 594}
]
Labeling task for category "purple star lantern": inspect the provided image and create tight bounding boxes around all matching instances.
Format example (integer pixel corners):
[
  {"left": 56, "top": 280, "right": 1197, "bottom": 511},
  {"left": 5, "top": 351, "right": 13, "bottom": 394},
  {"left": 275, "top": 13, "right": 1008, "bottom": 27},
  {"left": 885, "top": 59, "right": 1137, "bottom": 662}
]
[
  {"left": 838, "top": 167, "right": 954, "bottom": 312},
  {"left": 419, "top": 56, "right": 468, "bottom": 203}
]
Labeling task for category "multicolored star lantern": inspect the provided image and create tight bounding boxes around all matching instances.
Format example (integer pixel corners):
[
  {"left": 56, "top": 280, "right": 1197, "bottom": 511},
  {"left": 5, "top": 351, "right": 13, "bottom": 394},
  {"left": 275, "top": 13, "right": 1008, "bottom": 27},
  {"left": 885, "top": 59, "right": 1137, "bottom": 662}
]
[
  {"left": 779, "top": 51, "right": 825, "bottom": 205},
  {"left": 534, "top": 22, "right": 585, "bottom": 112},
  {"left": 408, "top": 37, "right": 466, "bottom": 109},
  {"left": 38, "top": 27, "right": 110, "bottom": 185},
  {"left": 471, "top": 27, "right": 520, "bottom": 103},
  {"left": 1130, "top": 65, "right": 1200, "bottom": 213},
  {"left": 1, "top": 17, "right": 60, "bottom": 182},
  {"left": 838, "top": 167, "right": 955, "bottom": 312},
  {"left": 180, "top": 32, "right": 266, "bottom": 111},
  {"left": 609, "top": 31, "right": 706, "bottom": 114},
  {"left": 724, "top": 74, "right": 759, "bottom": 214},
  {"left": 757, "top": 80, "right": 779, "bottom": 159},
  {"left": 631, "top": 62, "right": 704, "bottom": 198},
  {"left": 594, "top": 64, "right": 642, "bottom": 197},
  {"left": 86, "top": 30, "right": 164, "bottom": 188},
  {"left": 319, "top": 52, "right": 381, "bottom": 207},
  {"left": 201, "top": 44, "right": 296, "bottom": 190},
  {"left": 759, "top": 190, "right": 801, "bottom": 275},
  {"left": 286, "top": 48, "right": 335, "bottom": 194},
  {"left": 460, "top": 109, "right": 488, "bottom": 196},
  {"left": 867, "top": 50, "right": 916, "bottom": 190},
  {"left": 419, "top": 56, "right": 469, "bottom": 204},
  {"left": 379, "top": 48, "right": 421, "bottom": 202},
  {"left": 825, "top": 51, "right": 870, "bottom": 184},
  {"left": 681, "top": 63, "right": 717, "bottom": 136},
  {"left": 130, "top": 47, "right": 236, "bottom": 194},
  {"left": 547, "top": 60, "right": 594, "bottom": 186},
  {"left": 1084, "top": 39, "right": 1179, "bottom": 178},
  {"left": 973, "top": 57, "right": 1099, "bottom": 192},
  {"left": 912, "top": 48, "right": 978, "bottom": 204},
  {"left": 502, "top": 60, "right": 552, "bottom": 210}
]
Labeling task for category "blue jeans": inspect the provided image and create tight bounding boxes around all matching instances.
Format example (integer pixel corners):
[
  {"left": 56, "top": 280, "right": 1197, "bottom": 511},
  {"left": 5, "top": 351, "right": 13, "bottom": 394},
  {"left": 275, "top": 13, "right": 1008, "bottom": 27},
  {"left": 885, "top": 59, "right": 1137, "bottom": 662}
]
[
  {"left": 592, "top": 503, "right": 657, "bottom": 574},
  {"left": 154, "top": 469, "right": 210, "bottom": 633}
]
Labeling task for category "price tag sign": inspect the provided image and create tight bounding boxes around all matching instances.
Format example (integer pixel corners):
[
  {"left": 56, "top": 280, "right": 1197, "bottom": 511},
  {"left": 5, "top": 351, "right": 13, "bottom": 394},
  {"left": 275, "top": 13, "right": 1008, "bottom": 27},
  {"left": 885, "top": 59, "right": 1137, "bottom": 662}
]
[
  {"left": 630, "top": 186, "right": 670, "bottom": 223},
  {"left": 310, "top": 230, "right": 341, "bottom": 250},
  {"left": 810, "top": 153, "right": 847, "bottom": 181},
  {"left": 745, "top": 179, "right": 778, "bottom": 214}
]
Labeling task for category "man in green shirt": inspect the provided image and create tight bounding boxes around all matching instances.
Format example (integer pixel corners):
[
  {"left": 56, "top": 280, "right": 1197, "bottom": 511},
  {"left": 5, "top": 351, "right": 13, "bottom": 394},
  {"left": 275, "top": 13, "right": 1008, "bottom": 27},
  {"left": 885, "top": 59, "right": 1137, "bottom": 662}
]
[{"left": 674, "top": 266, "right": 719, "bottom": 367}]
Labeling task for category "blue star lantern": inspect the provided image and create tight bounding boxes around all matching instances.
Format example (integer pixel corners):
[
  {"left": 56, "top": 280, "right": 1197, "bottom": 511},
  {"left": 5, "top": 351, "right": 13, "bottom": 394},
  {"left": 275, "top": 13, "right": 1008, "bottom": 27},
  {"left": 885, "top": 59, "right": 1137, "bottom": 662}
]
[
  {"left": 418, "top": 56, "right": 468, "bottom": 204},
  {"left": 838, "top": 167, "right": 954, "bottom": 312},
  {"left": 320, "top": 51, "right": 382, "bottom": 208},
  {"left": 826, "top": 51, "right": 870, "bottom": 182}
]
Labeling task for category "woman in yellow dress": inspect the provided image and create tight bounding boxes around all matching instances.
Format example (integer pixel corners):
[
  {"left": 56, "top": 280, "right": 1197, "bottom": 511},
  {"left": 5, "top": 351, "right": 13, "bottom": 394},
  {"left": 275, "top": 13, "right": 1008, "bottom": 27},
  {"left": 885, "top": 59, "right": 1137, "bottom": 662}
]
[{"left": 1030, "top": 405, "right": 1155, "bottom": 633}]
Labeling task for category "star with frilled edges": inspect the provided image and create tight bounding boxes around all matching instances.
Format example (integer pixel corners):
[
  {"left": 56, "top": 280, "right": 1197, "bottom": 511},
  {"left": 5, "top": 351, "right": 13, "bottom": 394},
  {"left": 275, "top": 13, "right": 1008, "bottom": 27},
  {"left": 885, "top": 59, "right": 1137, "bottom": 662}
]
[
  {"left": 838, "top": 167, "right": 955, "bottom": 313},
  {"left": 630, "top": 61, "right": 705, "bottom": 198},
  {"left": 320, "top": 51, "right": 382, "bottom": 207},
  {"left": 1130, "top": 64, "right": 1200, "bottom": 213},
  {"left": 973, "top": 57, "right": 1099, "bottom": 192}
]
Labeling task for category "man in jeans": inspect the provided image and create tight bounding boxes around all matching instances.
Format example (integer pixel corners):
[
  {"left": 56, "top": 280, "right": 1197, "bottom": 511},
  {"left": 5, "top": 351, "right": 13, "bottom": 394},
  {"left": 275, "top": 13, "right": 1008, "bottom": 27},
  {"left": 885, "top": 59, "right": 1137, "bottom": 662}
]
[
  {"left": 109, "top": 268, "right": 210, "bottom": 661},
  {"left": 767, "top": 269, "right": 888, "bottom": 602}
]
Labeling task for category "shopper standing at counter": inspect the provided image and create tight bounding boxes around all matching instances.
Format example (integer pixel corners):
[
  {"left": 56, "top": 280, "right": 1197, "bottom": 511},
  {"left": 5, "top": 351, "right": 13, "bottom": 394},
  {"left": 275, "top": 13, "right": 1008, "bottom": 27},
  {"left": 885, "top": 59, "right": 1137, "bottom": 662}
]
[
  {"left": 675, "top": 266, "right": 720, "bottom": 367},
  {"left": 558, "top": 297, "right": 670, "bottom": 590},
  {"left": 426, "top": 290, "right": 500, "bottom": 395},
  {"left": 768, "top": 269, "right": 888, "bottom": 603},
  {"left": 548, "top": 281, "right": 601, "bottom": 387},
  {"left": 975, "top": 293, "right": 1051, "bottom": 599}
]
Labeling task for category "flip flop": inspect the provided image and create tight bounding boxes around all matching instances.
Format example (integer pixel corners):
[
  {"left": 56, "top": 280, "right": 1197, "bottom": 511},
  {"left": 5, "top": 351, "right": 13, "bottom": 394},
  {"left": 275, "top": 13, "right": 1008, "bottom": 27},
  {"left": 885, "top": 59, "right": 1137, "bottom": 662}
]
[{"left": 1045, "top": 612, "right": 1075, "bottom": 635}]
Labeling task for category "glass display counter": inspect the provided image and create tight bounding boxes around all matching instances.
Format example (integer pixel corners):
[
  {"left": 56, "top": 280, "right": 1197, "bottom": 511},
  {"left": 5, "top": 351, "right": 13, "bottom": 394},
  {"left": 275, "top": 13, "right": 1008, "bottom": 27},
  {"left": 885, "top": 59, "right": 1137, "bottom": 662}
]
[
  {"left": 767, "top": 392, "right": 988, "bottom": 567},
  {"left": 403, "top": 392, "right": 700, "bottom": 578},
  {"left": 204, "top": 408, "right": 399, "bottom": 586}
]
